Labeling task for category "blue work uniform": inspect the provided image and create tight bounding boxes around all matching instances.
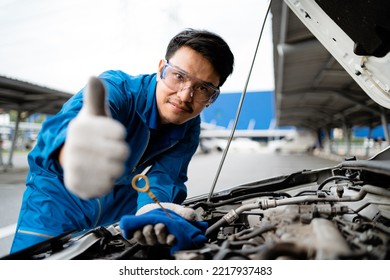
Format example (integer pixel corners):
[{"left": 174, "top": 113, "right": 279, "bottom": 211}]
[{"left": 10, "top": 70, "right": 201, "bottom": 253}]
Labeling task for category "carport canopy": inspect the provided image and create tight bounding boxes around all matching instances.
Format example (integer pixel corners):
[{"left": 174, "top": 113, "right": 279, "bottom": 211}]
[{"left": 0, "top": 75, "right": 72, "bottom": 169}]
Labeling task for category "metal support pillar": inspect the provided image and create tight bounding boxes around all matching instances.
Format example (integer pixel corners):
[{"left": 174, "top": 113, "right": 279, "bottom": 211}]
[
  {"left": 6, "top": 109, "right": 21, "bottom": 169},
  {"left": 365, "top": 126, "right": 373, "bottom": 158},
  {"left": 325, "top": 128, "right": 331, "bottom": 153},
  {"left": 342, "top": 121, "right": 351, "bottom": 157},
  {"left": 380, "top": 109, "right": 390, "bottom": 143}
]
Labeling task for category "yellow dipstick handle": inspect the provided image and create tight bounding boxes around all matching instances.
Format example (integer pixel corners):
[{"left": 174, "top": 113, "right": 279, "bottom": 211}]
[{"left": 131, "top": 174, "right": 173, "bottom": 219}]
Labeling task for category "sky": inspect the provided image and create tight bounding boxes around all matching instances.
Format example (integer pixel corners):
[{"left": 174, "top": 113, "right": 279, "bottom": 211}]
[{"left": 0, "top": 0, "right": 274, "bottom": 95}]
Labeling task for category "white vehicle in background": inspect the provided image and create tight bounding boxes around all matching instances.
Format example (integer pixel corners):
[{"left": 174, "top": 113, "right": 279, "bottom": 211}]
[
  {"left": 199, "top": 137, "right": 262, "bottom": 153},
  {"left": 268, "top": 130, "right": 317, "bottom": 154}
]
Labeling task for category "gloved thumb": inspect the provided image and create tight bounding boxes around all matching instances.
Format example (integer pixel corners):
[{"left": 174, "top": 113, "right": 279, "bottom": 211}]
[
  {"left": 81, "top": 76, "right": 110, "bottom": 117},
  {"left": 62, "top": 76, "right": 129, "bottom": 199}
]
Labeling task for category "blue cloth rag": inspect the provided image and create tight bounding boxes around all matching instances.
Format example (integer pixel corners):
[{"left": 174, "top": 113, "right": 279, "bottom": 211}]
[{"left": 119, "top": 208, "right": 208, "bottom": 255}]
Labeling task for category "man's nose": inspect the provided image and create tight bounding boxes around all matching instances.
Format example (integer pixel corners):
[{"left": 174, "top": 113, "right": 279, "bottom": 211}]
[{"left": 177, "top": 85, "right": 194, "bottom": 102}]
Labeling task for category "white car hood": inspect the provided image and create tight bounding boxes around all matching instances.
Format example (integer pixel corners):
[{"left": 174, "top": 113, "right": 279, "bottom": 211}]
[{"left": 284, "top": 0, "right": 390, "bottom": 108}]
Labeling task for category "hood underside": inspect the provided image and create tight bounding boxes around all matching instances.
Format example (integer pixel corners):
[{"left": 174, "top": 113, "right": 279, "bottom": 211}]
[{"left": 272, "top": 0, "right": 390, "bottom": 131}]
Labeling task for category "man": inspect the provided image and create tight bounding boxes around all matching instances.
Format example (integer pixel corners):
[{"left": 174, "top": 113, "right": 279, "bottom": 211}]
[{"left": 11, "top": 28, "right": 234, "bottom": 254}]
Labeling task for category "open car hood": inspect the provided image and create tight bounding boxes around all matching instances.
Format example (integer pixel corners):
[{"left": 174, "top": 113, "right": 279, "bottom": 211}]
[{"left": 284, "top": 0, "right": 390, "bottom": 108}]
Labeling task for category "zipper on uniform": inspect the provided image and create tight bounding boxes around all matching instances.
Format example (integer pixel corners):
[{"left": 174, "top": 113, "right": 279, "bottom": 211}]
[
  {"left": 132, "top": 132, "right": 150, "bottom": 173},
  {"left": 94, "top": 198, "right": 102, "bottom": 227},
  {"left": 133, "top": 140, "right": 179, "bottom": 174}
]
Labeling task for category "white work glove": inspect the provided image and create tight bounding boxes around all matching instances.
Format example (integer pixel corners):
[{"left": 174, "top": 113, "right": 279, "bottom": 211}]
[
  {"left": 133, "top": 203, "right": 196, "bottom": 246},
  {"left": 62, "top": 77, "right": 130, "bottom": 199}
]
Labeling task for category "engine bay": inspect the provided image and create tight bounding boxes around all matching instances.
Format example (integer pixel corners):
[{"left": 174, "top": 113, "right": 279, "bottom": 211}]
[
  {"left": 180, "top": 152, "right": 390, "bottom": 260},
  {"left": 5, "top": 148, "right": 389, "bottom": 260},
  {"left": 185, "top": 180, "right": 390, "bottom": 260}
]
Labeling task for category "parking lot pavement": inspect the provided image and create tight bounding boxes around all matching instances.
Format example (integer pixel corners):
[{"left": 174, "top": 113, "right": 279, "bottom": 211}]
[
  {"left": 0, "top": 148, "right": 339, "bottom": 257},
  {"left": 186, "top": 148, "right": 339, "bottom": 197},
  {"left": 0, "top": 152, "right": 29, "bottom": 257}
]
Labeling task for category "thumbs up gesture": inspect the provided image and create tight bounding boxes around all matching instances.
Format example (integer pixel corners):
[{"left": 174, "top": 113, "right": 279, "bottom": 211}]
[{"left": 62, "top": 77, "right": 130, "bottom": 199}]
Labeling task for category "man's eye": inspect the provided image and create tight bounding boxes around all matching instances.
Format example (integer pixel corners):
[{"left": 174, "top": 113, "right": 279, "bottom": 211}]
[
  {"left": 173, "top": 72, "right": 185, "bottom": 81},
  {"left": 197, "top": 85, "right": 210, "bottom": 94}
]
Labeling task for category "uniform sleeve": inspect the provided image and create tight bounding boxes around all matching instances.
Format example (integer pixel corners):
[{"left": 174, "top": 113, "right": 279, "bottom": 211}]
[{"left": 136, "top": 117, "right": 201, "bottom": 208}]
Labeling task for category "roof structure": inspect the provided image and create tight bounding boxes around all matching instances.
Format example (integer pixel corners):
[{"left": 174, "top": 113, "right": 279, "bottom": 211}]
[
  {"left": 1, "top": 1, "right": 389, "bottom": 137},
  {"left": 0, "top": 75, "right": 72, "bottom": 116},
  {"left": 0, "top": 75, "right": 72, "bottom": 168},
  {"left": 270, "top": 1, "right": 390, "bottom": 133}
]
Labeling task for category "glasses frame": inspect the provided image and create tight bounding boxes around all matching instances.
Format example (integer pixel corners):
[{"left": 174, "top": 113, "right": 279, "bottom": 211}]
[{"left": 160, "top": 60, "right": 220, "bottom": 104}]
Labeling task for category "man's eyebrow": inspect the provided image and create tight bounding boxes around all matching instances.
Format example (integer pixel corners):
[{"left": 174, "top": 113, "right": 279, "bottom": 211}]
[
  {"left": 174, "top": 65, "right": 216, "bottom": 88},
  {"left": 172, "top": 65, "right": 189, "bottom": 75},
  {"left": 201, "top": 81, "right": 217, "bottom": 88}
]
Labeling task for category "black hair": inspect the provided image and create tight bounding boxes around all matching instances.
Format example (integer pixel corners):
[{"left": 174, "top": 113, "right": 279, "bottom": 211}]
[{"left": 165, "top": 28, "right": 234, "bottom": 87}]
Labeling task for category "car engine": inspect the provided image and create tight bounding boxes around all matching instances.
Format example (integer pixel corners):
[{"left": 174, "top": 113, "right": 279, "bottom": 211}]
[
  {"left": 4, "top": 148, "right": 389, "bottom": 260},
  {"left": 184, "top": 179, "right": 390, "bottom": 260},
  {"left": 180, "top": 151, "right": 390, "bottom": 260}
]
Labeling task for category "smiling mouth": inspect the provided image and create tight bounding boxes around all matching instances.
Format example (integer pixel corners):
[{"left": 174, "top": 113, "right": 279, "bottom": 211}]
[{"left": 169, "top": 99, "right": 194, "bottom": 114}]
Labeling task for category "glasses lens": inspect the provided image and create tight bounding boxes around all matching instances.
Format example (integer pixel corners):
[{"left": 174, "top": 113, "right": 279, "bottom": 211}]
[
  {"left": 193, "top": 84, "right": 218, "bottom": 103},
  {"left": 161, "top": 63, "right": 181, "bottom": 92},
  {"left": 161, "top": 62, "right": 219, "bottom": 104}
]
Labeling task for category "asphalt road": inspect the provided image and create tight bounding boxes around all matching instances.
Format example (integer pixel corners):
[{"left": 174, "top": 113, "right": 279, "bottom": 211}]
[
  {"left": 0, "top": 148, "right": 339, "bottom": 258},
  {"left": 186, "top": 148, "right": 339, "bottom": 198}
]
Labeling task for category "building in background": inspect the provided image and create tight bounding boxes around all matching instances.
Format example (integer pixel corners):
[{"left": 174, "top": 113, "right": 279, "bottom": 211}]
[{"left": 202, "top": 91, "right": 276, "bottom": 130}]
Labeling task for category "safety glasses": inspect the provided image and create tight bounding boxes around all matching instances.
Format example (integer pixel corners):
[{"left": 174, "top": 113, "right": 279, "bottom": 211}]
[{"left": 160, "top": 60, "right": 220, "bottom": 104}]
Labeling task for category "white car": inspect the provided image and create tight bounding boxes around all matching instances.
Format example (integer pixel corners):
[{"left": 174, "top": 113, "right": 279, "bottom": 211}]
[{"left": 268, "top": 130, "right": 317, "bottom": 153}]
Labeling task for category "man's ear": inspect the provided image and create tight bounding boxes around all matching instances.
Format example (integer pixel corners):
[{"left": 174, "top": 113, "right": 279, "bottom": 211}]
[{"left": 157, "top": 59, "right": 165, "bottom": 81}]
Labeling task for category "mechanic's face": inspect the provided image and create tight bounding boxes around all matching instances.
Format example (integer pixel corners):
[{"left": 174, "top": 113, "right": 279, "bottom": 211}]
[{"left": 156, "top": 46, "right": 220, "bottom": 125}]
